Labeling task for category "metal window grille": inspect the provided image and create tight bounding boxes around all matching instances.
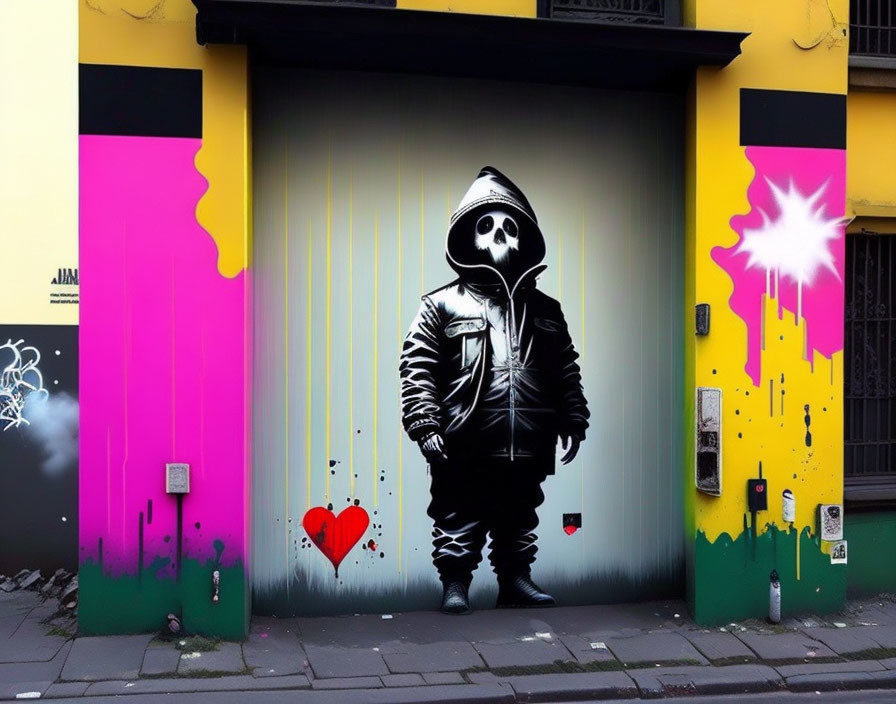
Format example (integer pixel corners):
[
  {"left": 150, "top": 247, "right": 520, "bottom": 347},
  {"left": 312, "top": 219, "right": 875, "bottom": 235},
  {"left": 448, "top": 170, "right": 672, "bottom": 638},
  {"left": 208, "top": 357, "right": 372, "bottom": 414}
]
[
  {"left": 547, "top": 0, "right": 669, "bottom": 24},
  {"left": 850, "top": 0, "right": 896, "bottom": 57},
  {"left": 845, "top": 233, "right": 896, "bottom": 482}
]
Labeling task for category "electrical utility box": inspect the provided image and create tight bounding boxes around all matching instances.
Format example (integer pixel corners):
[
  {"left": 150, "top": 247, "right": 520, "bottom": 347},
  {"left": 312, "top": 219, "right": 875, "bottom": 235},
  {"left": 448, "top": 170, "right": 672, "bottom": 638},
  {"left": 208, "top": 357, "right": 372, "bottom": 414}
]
[
  {"left": 165, "top": 463, "right": 190, "bottom": 494},
  {"left": 696, "top": 388, "right": 722, "bottom": 496}
]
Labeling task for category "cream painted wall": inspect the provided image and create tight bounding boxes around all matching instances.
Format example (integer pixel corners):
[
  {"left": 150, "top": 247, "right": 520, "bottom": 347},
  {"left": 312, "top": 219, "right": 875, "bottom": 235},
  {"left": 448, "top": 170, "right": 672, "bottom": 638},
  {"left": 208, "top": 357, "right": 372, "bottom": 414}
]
[{"left": 0, "top": 0, "right": 79, "bottom": 325}]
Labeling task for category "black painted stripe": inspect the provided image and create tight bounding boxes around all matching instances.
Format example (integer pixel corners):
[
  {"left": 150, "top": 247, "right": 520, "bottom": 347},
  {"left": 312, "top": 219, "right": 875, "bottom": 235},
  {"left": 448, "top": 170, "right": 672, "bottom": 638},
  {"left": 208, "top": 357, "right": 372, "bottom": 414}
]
[
  {"left": 80, "top": 64, "right": 202, "bottom": 138},
  {"left": 740, "top": 88, "right": 845, "bottom": 149}
]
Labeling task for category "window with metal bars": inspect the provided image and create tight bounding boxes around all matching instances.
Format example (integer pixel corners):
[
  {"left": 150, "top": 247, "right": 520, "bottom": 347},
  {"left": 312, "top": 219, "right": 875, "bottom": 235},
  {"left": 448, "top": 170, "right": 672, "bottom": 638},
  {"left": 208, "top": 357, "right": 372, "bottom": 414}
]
[
  {"left": 850, "top": 0, "right": 896, "bottom": 57},
  {"left": 845, "top": 232, "right": 896, "bottom": 502},
  {"left": 537, "top": 0, "right": 680, "bottom": 25}
]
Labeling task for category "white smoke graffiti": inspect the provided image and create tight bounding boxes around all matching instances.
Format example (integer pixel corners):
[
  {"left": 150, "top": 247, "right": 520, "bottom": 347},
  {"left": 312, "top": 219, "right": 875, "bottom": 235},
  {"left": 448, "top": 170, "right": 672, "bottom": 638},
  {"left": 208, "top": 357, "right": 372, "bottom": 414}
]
[
  {"left": 1, "top": 338, "right": 79, "bottom": 475},
  {"left": 0, "top": 339, "right": 47, "bottom": 430},
  {"left": 736, "top": 178, "right": 845, "bottom": 321}
]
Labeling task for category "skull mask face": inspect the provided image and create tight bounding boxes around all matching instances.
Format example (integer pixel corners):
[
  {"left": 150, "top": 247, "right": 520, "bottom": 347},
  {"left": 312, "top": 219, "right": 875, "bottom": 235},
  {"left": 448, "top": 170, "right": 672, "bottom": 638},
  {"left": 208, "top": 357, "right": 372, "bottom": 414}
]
[{"left": 474, "top": 209, "right": 520, "bottom": 266}]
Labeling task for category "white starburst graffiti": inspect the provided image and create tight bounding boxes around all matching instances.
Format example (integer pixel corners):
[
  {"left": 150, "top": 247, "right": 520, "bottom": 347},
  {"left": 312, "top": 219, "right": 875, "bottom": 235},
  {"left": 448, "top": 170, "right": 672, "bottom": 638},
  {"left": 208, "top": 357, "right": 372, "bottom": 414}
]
[
  {"left": 737, "top": 178, "right": 845, "bottom": 320},
  {"left": 0, "top": 339, "right": 48, "bottom": 430}
]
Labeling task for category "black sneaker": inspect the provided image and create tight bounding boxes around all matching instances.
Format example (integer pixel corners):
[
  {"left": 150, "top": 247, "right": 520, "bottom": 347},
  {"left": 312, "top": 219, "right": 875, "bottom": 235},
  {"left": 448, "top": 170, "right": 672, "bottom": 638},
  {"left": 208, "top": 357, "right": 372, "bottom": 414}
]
[
  {"left": 496, "top": 575, "right": 555, "bottom": 608},
  {"left": 440, "top": 581, "right": 471, "bottom": 615}
]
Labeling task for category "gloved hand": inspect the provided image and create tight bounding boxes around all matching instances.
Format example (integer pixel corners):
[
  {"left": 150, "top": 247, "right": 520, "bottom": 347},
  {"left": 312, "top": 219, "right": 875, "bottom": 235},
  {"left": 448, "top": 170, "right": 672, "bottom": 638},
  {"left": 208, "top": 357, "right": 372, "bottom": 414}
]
[
  {"left": 559, "top": 434, "right": 582, "bottom": 465},
  {"left": 419, "top": 432, "right": 448, "bottom": 462}
]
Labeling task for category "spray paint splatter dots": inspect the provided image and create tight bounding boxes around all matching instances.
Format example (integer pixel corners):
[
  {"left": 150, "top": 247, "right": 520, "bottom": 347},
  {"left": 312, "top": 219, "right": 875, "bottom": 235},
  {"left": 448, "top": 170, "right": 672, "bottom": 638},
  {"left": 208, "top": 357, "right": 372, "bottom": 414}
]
[{"left": 194, "top": 522, "right": 201, "bottom": 530}]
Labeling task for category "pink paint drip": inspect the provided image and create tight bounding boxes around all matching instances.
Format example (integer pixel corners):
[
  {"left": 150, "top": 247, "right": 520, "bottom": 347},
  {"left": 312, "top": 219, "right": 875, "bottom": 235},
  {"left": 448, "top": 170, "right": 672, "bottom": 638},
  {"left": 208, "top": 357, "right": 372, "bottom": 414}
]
[
  {"left": 79, "top": 136, "right": 249, "bottom": 574},
  {"left": 711, "top": 147, "right": 846, "bottom": 387}
]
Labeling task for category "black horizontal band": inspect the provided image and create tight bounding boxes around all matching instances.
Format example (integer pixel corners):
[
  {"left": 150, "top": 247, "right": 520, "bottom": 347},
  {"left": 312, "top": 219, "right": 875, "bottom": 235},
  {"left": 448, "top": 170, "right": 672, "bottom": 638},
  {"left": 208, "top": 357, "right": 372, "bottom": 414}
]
[
  {"left": 80, "top": 64, "right": 202, "bottom": 138},
  {"left": 740, "top": 88, "right": 845, "bottom": 149}
]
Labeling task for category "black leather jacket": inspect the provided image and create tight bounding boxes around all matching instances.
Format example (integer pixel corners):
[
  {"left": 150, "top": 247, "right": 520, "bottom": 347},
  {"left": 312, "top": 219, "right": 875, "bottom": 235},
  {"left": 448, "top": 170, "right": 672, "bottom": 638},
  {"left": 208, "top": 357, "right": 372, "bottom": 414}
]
[
  {"left": 399, "top": 270, "right": 589, "bottom": 468},
  {"left": 400, "top": 166, "right": 588, "bottom": 469}
]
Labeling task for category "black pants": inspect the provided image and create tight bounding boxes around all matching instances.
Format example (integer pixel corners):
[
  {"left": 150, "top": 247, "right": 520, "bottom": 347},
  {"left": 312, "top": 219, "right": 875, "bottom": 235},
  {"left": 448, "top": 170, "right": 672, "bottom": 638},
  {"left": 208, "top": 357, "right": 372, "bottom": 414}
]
[{"left": 427, "top": 457, "right": 547, "bottom": 586}]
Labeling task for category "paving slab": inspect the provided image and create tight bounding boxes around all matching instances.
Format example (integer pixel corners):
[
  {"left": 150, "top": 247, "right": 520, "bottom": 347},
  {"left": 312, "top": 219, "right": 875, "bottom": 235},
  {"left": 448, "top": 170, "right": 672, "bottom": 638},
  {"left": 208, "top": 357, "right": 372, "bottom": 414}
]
[
  {"left": 242, "top": 617, "right": 306, "bottom": 677},
  {"left": 381, "top": 641, "right": 484, "bottom": 673},
  {"left": 684, "top": 631, "right": 757, "bottom": 662},
  {"left": 0, "top": 602, "right": 68, "bottom": 664},
  {"left": 61, "top": 634, "right": 154, "bottom": 681},
  {"left": 0, "top": 640, "right": 71, "bottom": 684},
  {"left": 867, "top": 625, "right": 896, "bottom": 649},
  {"left": 785, "top": 671, "right": 875, "bottom": 692},
  {"left": 604, "top": 632, "right": 708, "bottom": 667},
  {"left": 506, "top": 671, "right": 638, "bottom": 701},
  {"left": 734, "top": 631, "right": 837, "bottom": 661},
  {"left": 310, "top": 675, "right": 384, "bottom": 689},
  {"left": 43, "top": 681, "right": 90, "bottom": 698},
  {"left": 382, "top": 673, "right": 426, "bottom": 687},
  {"left": 422, "top": 671, "right": 465, "bottom": 685},
  {"left": 85, "top": 674, "right": 311, "bottom": 696},
  {"left": 304, "top": 645, "right": 389, "bottom": 678},
  {"left": 557, "top": 635, "right": 619, "bottom": 665},
  {"left": 140, "top": 645, "right": 181, "bottom": 676},
  {"left": 0, "top": 592, "right": 40, "bottom": 641},
  {"left": 0, "top": 679, "right": 52, "bottom": 700},
  {"left": 800, "top": 626, "right": 883, "bottom": 656},
  {"left": 627, "top": 663, "right": 783, "bottom": 697},
  {"left": 775, "top": 660, "right": 885, "bottom": 677},
  {"left": 177, "top": 642, "right": 245, "bottom": 675},
  {"left": 473, "top": 638, "right": 575, "bottom": 669}
]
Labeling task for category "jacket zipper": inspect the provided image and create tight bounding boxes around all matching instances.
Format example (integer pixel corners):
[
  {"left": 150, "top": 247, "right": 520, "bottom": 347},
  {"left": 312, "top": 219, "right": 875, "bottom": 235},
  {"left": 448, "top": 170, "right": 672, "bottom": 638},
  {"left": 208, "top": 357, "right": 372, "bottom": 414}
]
[{"left": 508, "top": 296, "right": 517, "bottom": 462}]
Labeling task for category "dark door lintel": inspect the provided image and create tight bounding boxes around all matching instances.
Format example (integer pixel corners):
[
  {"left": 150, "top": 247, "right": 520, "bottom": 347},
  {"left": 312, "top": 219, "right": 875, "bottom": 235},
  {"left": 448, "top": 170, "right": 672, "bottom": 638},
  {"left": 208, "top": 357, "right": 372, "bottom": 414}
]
[{"left": 192, "top": 0, "right": 747, "bottom": 92}]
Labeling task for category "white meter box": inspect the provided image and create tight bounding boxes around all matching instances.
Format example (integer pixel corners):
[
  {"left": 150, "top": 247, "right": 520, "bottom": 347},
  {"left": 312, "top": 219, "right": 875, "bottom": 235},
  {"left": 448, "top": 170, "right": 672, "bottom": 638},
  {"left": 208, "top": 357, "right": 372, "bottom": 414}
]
[{"left": 166, "top": 463, "right": 190, "bottom": 494}]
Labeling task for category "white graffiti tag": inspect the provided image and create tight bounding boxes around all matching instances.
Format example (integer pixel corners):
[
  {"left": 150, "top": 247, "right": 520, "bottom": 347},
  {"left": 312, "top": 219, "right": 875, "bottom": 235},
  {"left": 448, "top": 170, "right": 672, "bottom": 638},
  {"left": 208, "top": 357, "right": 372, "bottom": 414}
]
[{"left": 0, "top": 339, "right": 48, "bottom": 430}]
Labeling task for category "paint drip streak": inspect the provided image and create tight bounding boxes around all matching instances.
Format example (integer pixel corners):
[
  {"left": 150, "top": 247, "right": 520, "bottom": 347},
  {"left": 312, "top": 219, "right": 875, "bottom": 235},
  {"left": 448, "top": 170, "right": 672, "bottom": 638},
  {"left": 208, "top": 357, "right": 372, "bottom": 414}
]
[
  {"left": 306, "top": 222, "right": 313, "bottom": 511},
  {"left": 284, "top": 153, "right": 291, "bottom": 578},
  {"left": 373, "top": 213, "right": 379, "bottom": 506},
  {"left": 326, "top": 150, "right": 332, "bottom": 503},
  {"left": 397, "top": 155, "right": 403, "bottom": 574},
  {"left": 349, "top": 174, "right": 355, "bottom": 497}
]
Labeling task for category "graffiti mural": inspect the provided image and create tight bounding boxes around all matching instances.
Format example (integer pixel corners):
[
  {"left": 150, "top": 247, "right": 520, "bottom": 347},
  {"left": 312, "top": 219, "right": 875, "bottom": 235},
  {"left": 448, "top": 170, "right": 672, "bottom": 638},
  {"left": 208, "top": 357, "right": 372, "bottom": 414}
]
[
  {"left": 0, "top": 326, "right": 79, "bottom": 574},
  {"left": 78, "top": 64, "right": 249, "bottom": 638},
  {"left": 252, "top": 69, "right": 686, "bottom": 616},
  {"left": 712, "top": 147, "right": 847, "bottom": 387},
  {"left": 693, "top": 88, "right": 848, "bottom": 624},
  {"left": 400, "top": 166, "right": 589, "bottom": 613}
]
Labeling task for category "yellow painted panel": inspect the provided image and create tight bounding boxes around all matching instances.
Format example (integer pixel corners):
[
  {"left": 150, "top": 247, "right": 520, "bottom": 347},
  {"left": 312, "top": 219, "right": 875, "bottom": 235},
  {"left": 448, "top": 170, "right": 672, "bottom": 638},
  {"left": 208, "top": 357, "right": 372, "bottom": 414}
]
[
  {"left": 80, "top": 0, "right": 250, "bottom": 277},
  {"left": 847, "top": 91, "right": 896, "bottom": 218},
  {"left": 396, "top": 0, "right": 536, "bottom": 17},
  {"left": 0, "top": 0, "right": 78, "bottom": 325}
]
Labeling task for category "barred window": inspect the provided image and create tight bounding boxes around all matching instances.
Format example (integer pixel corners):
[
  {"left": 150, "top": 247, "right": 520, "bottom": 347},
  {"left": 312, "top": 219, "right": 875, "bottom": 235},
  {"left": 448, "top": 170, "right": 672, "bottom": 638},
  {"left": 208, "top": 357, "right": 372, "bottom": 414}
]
[{"left": 845, "top": 233, "right": 896, "bottom": 501}]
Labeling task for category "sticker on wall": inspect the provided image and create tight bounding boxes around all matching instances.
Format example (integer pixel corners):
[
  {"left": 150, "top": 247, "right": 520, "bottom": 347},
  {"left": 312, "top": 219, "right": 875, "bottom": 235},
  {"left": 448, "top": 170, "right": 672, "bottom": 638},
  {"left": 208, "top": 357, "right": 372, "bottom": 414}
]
[
  {"left": 302, "top": 504, "right": 370, "bottom": 578},
  {"left": 830, "top": 540, "right": 847, "bottom": 565},
  {"left": 563, "top": 513, "right": 582, "bottom": 535},
  {"left": 818, "top": 504, "right": 843, "bottom": 542}
]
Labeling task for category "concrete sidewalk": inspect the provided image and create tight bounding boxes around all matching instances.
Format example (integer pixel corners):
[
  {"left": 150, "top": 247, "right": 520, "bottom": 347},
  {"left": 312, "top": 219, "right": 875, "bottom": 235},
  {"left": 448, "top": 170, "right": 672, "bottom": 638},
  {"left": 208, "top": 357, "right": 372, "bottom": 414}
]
[{"left": 4, "top": 590, "right": 896, "bottom": 701}]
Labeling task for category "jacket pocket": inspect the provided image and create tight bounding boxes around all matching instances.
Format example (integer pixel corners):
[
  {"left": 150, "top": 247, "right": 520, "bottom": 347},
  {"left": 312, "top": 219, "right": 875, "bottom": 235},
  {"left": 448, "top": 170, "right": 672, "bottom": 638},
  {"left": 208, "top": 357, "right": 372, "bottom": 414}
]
[{"left": 445, "top": 317, "right": 486, "bottom": 369}]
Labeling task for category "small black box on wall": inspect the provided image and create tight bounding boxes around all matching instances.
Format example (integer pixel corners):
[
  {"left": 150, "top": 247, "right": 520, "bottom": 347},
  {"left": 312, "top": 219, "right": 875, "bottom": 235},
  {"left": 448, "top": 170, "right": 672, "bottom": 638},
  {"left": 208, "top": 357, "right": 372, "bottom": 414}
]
[{"left": 747, "top": 478, "right": 768, "bottom": 512}]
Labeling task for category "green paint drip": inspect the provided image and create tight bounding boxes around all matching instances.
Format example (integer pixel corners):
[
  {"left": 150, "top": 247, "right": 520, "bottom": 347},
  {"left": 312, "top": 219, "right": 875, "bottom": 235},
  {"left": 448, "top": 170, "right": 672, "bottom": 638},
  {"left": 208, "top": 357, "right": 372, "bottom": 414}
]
[
  {"left": 79, "top": 555, "right": 248, "bottom": 640},
  {"left": 694, "top": 524, "right": 845, "bottom": 626}
]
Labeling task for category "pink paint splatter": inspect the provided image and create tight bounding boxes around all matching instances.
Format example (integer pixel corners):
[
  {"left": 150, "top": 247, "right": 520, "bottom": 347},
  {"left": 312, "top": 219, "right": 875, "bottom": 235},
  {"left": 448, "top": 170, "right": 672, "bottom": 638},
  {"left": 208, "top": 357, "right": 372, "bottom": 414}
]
[
  {"left": 711, "top": 147, "right": 846, "bottom": 387},
  {"left": 79, "top": 136, "right": 249, "bottom": 573}
]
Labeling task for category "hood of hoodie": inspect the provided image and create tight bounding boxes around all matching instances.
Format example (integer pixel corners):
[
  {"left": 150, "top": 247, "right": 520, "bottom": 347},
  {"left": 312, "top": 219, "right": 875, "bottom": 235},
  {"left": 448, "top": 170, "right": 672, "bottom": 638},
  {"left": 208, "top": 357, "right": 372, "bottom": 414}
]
[{"left": 446, "top": 166, "right": 546, "bottom": 293}]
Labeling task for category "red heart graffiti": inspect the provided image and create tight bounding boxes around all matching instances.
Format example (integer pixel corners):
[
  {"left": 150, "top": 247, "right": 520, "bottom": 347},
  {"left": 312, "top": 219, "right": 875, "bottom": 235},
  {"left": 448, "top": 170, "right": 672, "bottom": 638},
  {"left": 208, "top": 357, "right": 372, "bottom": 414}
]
[{"left": 302, "top": 505, "right": 370, "bottom": 577}]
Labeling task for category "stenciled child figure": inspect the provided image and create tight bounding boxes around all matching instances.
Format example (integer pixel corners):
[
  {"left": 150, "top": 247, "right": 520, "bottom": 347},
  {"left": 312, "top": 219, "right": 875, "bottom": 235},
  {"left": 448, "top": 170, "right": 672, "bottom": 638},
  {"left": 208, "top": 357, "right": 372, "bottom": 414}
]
[{"left": 400, "top": 166, "right": 589, "bottom": 614}]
